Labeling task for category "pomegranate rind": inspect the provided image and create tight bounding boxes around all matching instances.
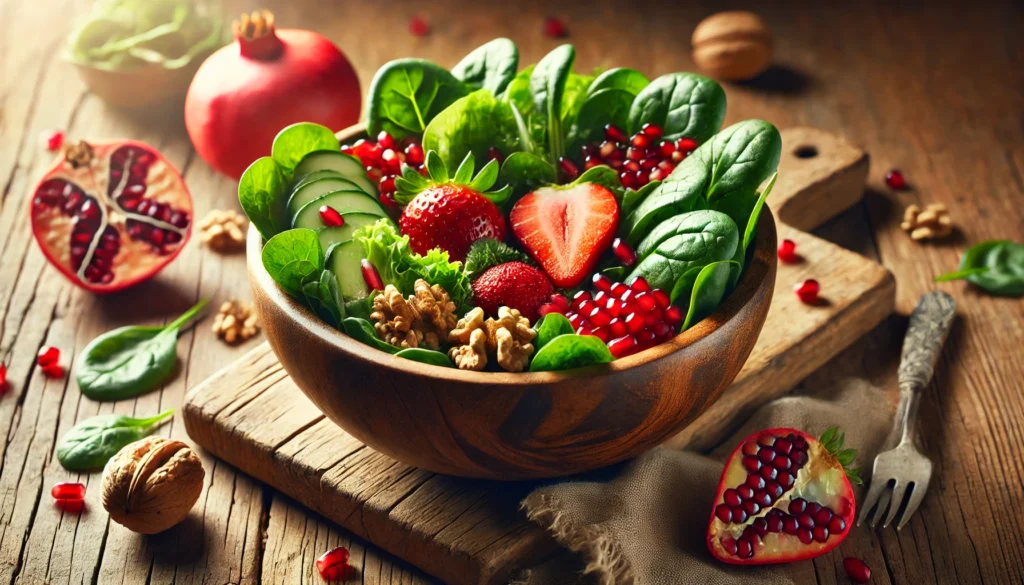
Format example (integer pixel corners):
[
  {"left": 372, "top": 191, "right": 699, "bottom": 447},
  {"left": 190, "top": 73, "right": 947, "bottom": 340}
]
[
  {"left": 707, "top": 427, "right": 856, "bottom": 565},
  {"left": 28, "top": 140, "right": 193, "bottom": 294}
]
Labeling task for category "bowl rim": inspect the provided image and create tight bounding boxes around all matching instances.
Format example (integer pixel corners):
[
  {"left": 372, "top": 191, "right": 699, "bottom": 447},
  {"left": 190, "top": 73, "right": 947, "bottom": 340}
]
[{"left": 249, "top": 129, "right": 777, "bottom": 387}]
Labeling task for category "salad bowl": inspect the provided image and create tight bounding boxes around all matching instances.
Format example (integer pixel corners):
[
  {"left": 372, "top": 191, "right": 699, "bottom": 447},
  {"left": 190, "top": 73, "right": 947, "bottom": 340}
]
[{"left": 248, "top": 126, "right": 778, "bottom": 480}]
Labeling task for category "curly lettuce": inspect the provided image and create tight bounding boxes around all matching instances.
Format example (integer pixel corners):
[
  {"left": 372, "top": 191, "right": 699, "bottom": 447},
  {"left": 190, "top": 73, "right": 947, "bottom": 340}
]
[{"left": 354, "top": 220, "right": 473, "bottom": 314}]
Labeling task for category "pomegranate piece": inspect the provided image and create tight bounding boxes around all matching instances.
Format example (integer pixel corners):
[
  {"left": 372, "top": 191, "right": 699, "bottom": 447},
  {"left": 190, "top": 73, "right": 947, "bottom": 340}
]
[
  {"left": 316, "top": 546, "right": 353, "bottom": 581},
  {"left": 885, "top": 169, "right": 906, "bottom": 190},
  {"left": 52, "top": 482, "right": 86, "bottom": 500},
  {"left": 29, "top": 141, "right": 192, "bottom": 294},
  {"left": 844, "top": 557, "right": 871, "bottom": 583},
  {"left": 543, "top": 16, "right": 568, "bottom": 38},
  {"left": 42, "top": 365, "right": 65, "bottom": 379},
  {"left": 360, "top": 259, "right": 385, "bottom": 291},
  {"left": 612, "top": 238, "right": 637, "bottom": 266},
  {"left": 708, "top": 428, "right": 860, "bottom": 565},
  {"left": 319, "top": 205, "right": 345, "bottom": 227},
  {"left": 777, "top": 239, "right": 798, "bottom": 263},
  {"left": 795, "top": 279, "right": 820, "bottom": 304},
  {"left": 42, "top": 130, "right": 64, "bottom": 151},
  {"left": 409, "top": 15, "right": 430, "bottom": 37},
  {"left": 0, "top": 363, "right": 8, "bottom": 395},
  {"left": 37, "top": 346, "right": 60, "bottom": 367},
  {"left": 570, "top": 274, "right": 680, "bottom": 357}
]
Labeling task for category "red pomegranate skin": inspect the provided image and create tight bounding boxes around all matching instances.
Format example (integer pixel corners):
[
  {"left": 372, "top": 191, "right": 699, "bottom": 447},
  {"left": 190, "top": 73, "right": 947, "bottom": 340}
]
[{"left": 185, "top": 27, "right": 361, "bottom": 179}]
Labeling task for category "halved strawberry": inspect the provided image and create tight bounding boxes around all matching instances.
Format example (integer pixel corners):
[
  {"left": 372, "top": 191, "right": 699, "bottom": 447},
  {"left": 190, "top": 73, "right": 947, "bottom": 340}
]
[
  {"left": 509, "top": 184, "right": 618, "bottom": 288},
  {"left": 707, "top": 428, "right": 861, "bottom": 565}
]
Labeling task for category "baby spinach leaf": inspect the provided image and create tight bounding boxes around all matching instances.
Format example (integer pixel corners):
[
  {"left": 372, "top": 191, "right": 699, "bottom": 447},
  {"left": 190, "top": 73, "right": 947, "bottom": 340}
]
[
  {"left": 451, "top": 38, "right": 519, "bottom": 95},
  {"left": 529, "top": 333, "right": 614, "bottom": 372},
  {"left": 395, "top": 347, "right": 453, "bottom": 367},
  {"left": 76, "top": 300, "right": 208, "bottom": 401},
  {"left": 302, "top": 269, "right": 345, "bottom": 328},
  {"left": 570, "top": 87, "right": 635, "bottom": 149},
  {"left": 935, "top": 240, "right": 1024, "bottom": 296},
  {"left": 628, "top": 210, "right": 739, "bottom": 292},
  {"left": 627, "top": 72, "right": 726, "bottom": 142},
  {"left": 670, "top": 265, "right": 705, "bottom": 305},
  {"left": 530, "top": 44, "right": 575, "bottom": 161},
  {"left": 238, "top": 156, "right": 288, "bottom": 240},
  {"left": 560, "top": 72, "right": 595, "bottom": 127},
  {"left": 588, "top": 67, "right": 650, "bottom": 97},
  {"left": 569, "top": 165, "right": 622, "bottom": 193},
  {"left": 270, "top": 122, "right": 340, "bottom": 176},
  {"left": 534, "top": 313, "right": 575, "bottom": 350},
  {"left": 57, "top": 409, "right": 173, "bottom": 471},
  {"left": 366, "top": 59, "right": 470, "bottom": 139},
  {"left": 344, "top": 297, "right": 373, "bottom": 321},
  {"left": 422, "top": 90, "right": 518, "bottom": 172},
  {"left": 499, "top": 152, "right": 557, "bottom": 199},
  {"left": 742, "top": 172, "right": 778, "bottom": 254},
  {"left": 620, "top": 180, "right": 661, "bottom": 219},
  {"left": 261, "top": 229, "right": 324, "bottom": 297},
  {"left": 343, "top": 317, "right": 399, "bottom": 354},
  {"left": 682, "top": 261, "right": 738, "bottom": 330}
]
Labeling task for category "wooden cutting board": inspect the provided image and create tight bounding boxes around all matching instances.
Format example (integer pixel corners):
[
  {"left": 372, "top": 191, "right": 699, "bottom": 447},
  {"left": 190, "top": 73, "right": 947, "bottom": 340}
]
[{"left": 182, "top": 127, "right": 894, "bottom": 585}]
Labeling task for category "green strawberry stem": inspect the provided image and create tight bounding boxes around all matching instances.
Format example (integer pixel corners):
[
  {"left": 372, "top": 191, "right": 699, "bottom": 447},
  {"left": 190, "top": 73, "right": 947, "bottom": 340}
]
[{"left": 819, "top": 427, "right": 863, "bottom": 485}]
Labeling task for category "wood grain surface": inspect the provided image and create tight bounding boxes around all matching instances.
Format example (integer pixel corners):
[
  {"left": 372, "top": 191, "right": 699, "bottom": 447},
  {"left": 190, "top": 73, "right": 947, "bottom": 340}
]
[{"left": 0, "top": 0, "right": 1021, "bottom": 584}]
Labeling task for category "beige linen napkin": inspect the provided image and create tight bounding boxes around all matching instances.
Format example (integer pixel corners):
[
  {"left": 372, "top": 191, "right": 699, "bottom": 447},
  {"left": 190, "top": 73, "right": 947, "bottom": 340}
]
[{"left": 515, "top": 377, "right": 898, "bottom": 585}]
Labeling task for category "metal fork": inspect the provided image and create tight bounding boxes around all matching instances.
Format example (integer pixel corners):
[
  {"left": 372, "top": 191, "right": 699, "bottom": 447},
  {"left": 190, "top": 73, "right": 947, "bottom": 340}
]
[{"left": 858, "top": 290, "right": 956, "bottom": 530}]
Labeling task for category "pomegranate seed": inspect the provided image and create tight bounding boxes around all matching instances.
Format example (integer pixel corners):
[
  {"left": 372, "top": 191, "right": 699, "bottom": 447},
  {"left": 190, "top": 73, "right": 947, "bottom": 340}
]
[
  {"left": 590, "top": 326, "right": 609, "bottom": 342},
  {"left": 624, "top": 313, "right": 645, "bottom": 335},
  {"left": 537, "top": 303, "right": 561, "bottom": 317},
  {"left": 584, "top": 156, "right": 601, "bottom": 170},
  {"left": 608, "top": 318, "right": 627, "bottom": 338},
  {"left": 379, "top": 176, "right": 396, "bottom": 195},
  {"left": 628, "top": 276, "right": 650, "bottom": 292},
  {"left": 404, "top": 143, "right": 425, "bottom": 165},
  {"left": 736, "top": 539, "right": 752, "bottom": 559},
  {"left": 572, "top": 290, "right": 592, "bottom": 308},
  {"left": 377, "top": 131, "right": 395, "bottom": 150},
  {"left": 651, "top": 289, "right": 670, "bottom": 309},
  {"left": 663, "top": 306, "right": 683, "bottom": 325},
  {"left": 558, "top": 157, "right": 579, "bottom": 181},
  {"left": 578, "top": 300, "right": 597, "bottom": 316},
  {"left": 657, "top": 140, "right": 676, "bottom": 158},
  {"left": 588, "top": 307, "right": 612, "bottom": 327},
  {"left": 487, "top": 146, "right": 504, "bottom": 164},
  {"left": 722, "top": 536, "right": 738, "bottom": 555},
  {"left": 56, "top": 498, "right": 84, "bottom": 513},
  {"left": 319, "top": 206, "right": 345, "bottom": 227},
  {"left": 649, "top": 168, "right": 666, "bottom": 182},
  {"left": 635, "top": 171, "right": 649, "bottom": 187},
  {"left": 379, "top": 192, "right": 397, "bottom": 207},
  {"left": 607, "top": 282, "right": 627, "bottom": 298},
  {"left": 715, "top": 504, "right": 732, "bottom": 523},
  {"left": 829, "top": 515, "right": 847, "bottom": 534},
  {"left": 795, "top": 279, "right": 820, "bottom": 304},
  {"left": 641, "top": 123, "right": 663, "bottom": 140},
  {"left": 604, "top": 124, "right": 628, "bottom": 144},
  {"left": 633, "top": 292, "right": 655, "bottom": 313},
  {"left": 543, "top": 16, "right": 568, "bottom": 38},
  {"left": 676, "top": 137, "right": 698, "bottom": 154},
  {"left": 576, "top": 325, "right": 593, "bottom": 336},
  {"left": 0, "top": 363, "right": 7, "bottom": 394},
  {"left": 885, "top": 169, "right": 906, "bottom": 190},
  {"left": 52, "top": 482, "right": 85, "bottom": 500},
  {"left": 630, "top": 133, "right": 649, "bottom": 149},
  {"left": 409, "top": 16, "right": 430, "bottom": 37},
  {"left": 797, "top": 527, "right": 814, "bottom": 544},
  {"left": 360, "top": 259, "right": 385, "bottom": 291},
  {"left": 316, "top": 546, "right": 353, "bottom": 581},
  {"left": 37, "top": 346, "right": 60, "bottom": 367},
  {"left": 42, "top": 130, "right": 64, "bottom": 151},
  {"left": 42, "top": 364, "right": 64, "bottom": 378},
  {"left": 549, "top": 294, "right": 570, "bottom": 311},
  {"left": 778, "top": 238, "right": 798, "bottom": 263},
  {"left": 844, "top": 557, "right": 871, "bottom": 583},
  {"left": 592, "top": 273, "right": 613, "bottom": 293}
]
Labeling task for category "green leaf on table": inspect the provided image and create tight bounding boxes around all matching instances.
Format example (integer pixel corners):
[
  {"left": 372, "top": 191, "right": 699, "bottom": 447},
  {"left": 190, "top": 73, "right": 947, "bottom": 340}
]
[
  {"left": 529, "top": 333, "right": 614, "bottom": 372},
  {"left": 366, "top": 59, "right": 470, "bottom": 139},
  {"left": 935, "top": 240, "right": 1024, "bottom": 296},
  {"left": 451, "top": 38, "right": 519, "bottom": 95},
  {"left": 238, "top": 156, "right": 288, "bottom": 240},
  {"left": 57, "top": 409, "right": 174, "bottom": 470},
  {"left": 270, "top": 122, "right": 341, "bottom": 176}
]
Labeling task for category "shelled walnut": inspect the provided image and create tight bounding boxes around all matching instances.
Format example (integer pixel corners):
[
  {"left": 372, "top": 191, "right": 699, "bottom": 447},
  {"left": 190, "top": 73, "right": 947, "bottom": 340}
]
[
  {"left": 448, "top": 306, "right": 536, "bottom": 372},
  {"left": 901, "top": 203, "right": 953, "bottom": 240},
  {"left": 371, "top": 280, "right": 457, "bottom": 350},
  {"left": 198, "top": 209, "right": 246, "bottom": 251},
  {"left": 212, "top": 300, "right": 259, "bottom": 343}
]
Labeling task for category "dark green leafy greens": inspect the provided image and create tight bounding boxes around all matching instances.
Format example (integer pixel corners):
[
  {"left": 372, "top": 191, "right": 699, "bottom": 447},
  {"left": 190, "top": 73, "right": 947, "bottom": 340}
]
[
  {"left": 529, "top": 44, "right": 575, "bottom": 162},
  {"left": 57, "top": 409, "right": 174, "bottom": 471},
  {"left": 451, "top": 38, "right": 519, "bottom": 95},
  {"left": 395, "top": 347, "right": 453, "bottom": 367},
  {"left": 271, "top": 123, "right": 341, "bottom": 175},
  {"left": 533, "top": 313, "right": 575, "bottom": 350},
  {"left": 627, "top": 72, "right": 726, "bottom": 142},
  {"left": 76, "top": 300, "right": 208, "bottom": 401},
  {"left": 366, "top": 59, "right": 470, "bottom": 139},
  {"left": 422, "top": 90, "right": 519, "bottom": 172},
  {"left": 498, "top": 152, "right": 556, "bottom": 199},
  {"left": 343, "top": 317, "right": 399, "bottom": 354},
  {"left": 681, "top": 260, "right": 738, "bottom": 329},
  {"left": 238, "top": 156, "right": 289, "bottom": 240},
  {"left": 628, "top": 210, "right": 739, "bottom": 292},
  {"left": 261, "top": 229, "right": 324, "bottom": 297},
  {"left": 935, "top": 240, "right": 1024, "bottom": 296},
  {"left": 529, "top": 333, "right": 615, "bottom": 372}
]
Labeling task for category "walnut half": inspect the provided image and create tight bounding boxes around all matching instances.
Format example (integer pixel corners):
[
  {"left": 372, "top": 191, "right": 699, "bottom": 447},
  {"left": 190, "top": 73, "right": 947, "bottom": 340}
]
[{"left": 102, "top": 436, "right": 205, "bottom": 534}]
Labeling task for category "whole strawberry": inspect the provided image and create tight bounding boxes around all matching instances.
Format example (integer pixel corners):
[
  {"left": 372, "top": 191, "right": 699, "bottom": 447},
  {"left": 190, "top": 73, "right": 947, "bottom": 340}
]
[
  {"left": 473, "top": 262, "right": 554, "bottom": 322},
  {"left": 395, "top": 151, "right": 510, "bottom": 261}
]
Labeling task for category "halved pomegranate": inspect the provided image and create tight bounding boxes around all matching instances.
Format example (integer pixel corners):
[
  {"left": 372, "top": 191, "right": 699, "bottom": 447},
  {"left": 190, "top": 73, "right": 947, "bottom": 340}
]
[
  {"left": 708, "top": 428, "right": 861, "bottom": 565},
  {"left": 29, "top": 140, "right": 192, "bottom": 293}
]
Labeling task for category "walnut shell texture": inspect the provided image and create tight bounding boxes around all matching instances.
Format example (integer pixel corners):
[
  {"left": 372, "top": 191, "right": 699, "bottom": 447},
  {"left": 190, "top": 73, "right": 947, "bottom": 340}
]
[
  {"left": 102, "top": 436, "right": 205, "bottom": 534},
  {"left": 691, "top": 11, "right": 773, "bottom": 81}
]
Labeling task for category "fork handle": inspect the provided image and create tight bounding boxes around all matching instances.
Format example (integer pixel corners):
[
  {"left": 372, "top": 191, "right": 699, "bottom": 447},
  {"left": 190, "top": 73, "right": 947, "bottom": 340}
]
[{"left": 896, "top": 291, "right": 956, "bottom": 442}]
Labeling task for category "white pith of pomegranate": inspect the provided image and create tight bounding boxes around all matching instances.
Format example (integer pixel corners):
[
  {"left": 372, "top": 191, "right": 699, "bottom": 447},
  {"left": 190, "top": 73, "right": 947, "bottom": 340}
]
[
  {"left": 29, "top": 140, "right": 192, "bottom": 293},
  {"left": 707, "top": 428, "right": 856, "bottom": 565}
]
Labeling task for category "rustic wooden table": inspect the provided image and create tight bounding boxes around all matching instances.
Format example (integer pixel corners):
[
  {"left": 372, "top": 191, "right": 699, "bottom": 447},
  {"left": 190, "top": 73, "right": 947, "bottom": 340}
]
[{"left": 1, "top": 0, "right": 1021, "bottom": 583}]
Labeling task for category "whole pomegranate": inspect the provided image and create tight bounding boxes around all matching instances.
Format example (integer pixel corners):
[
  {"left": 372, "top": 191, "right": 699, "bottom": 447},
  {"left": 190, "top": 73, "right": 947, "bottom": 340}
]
[
  {"left": 185, "top": 10, "right": 361, "bottom": 179},
  {"left": 29, "top": 140, "right": 193, "bottom": 293}
]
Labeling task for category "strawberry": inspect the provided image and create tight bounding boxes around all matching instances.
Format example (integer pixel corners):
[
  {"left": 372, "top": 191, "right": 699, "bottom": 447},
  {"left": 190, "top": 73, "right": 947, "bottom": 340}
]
[
  {"left": 509, "top": 183, "right": 619, "bottom": 288},
  {"left": 708, "top": 427, "right": 861, "bottom": 565},
  {"left": 395, "top": 151, "right": 510, "bottom": 261},
  {"left": 472, "top": 262, "right": 554, "bottom": 321}
]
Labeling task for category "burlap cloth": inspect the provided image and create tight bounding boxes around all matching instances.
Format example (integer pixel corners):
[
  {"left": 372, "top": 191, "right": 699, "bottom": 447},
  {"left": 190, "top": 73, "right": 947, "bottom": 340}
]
[{"left": 514, "top": 377, "right": 899, "bottom": 585}]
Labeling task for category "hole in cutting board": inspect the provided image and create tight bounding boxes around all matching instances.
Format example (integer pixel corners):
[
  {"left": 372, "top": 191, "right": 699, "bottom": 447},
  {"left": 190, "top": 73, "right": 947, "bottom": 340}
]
[{"left": 794, "top": 145, "right": 819, "bottom": 159}]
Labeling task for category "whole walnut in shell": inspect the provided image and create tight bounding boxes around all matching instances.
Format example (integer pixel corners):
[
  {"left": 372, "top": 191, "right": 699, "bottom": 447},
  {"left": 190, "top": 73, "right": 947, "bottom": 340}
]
[
  {"left": 691, "top": 11, "right": 773, "bottom": 81},
  {"left": 102, "top": 436, "right": 205, "bottom": 534}
]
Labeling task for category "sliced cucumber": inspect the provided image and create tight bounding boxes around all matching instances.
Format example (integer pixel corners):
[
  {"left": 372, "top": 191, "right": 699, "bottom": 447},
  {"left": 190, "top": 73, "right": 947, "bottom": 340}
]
[
  {"left": 317, "top": 212, "right": 386, "bottom": 250},
  {"left": 292, "top": 191, "right": 388, "bottom": 229},
  {"left": 287, "top": 177, "right": 369, "bottom": 218},
  {"left": 293, "top": 169, "right": 345, "bottom": 189},
  {"left": 294, "top": 150, "right": 376, "bottom": 195},
  {"left": 326, "top": 240, "right": 370, "bottom": 301}
]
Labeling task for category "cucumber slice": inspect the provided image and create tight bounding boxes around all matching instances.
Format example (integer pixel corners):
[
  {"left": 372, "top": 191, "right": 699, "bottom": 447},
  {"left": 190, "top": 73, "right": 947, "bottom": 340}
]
[
  {"left": 326, "top": 240, "right": 371, "bottom": 301},
  {"left": 293, "top": 169, "right": 345, "bottom": 189},
  {"left": 294, "top": 150, "right": 376, "bottom": 195},
  {"left": 292, "top": 191, "right": 387, "bottom": 229},
  {"left": 287, "top": 177, "right": 369, "bottom": 218},
  {"left": 317, "top": 212, "right": 387, "bottom": 250}
]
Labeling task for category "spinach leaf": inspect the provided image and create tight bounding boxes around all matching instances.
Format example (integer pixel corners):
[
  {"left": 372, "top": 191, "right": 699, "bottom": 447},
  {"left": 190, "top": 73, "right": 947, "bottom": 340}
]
[
  {"left": 560, "top": 72, "right": 594, "bottom": 127},
  {"left": 530, "top": 44, "right": 575, "bottom": 161},
  {"left": 366, "top": 59, "right": 470, "bottom": 139},
  {"left": 270, "top": 122, "right": 340, "bottom": 176},
  {"left": 682, "top": 261, "right": 737, "bottom": 329},
  {"left": 627, "top": 72, "right": 726, "bottom": 142},
  {"left": 742, "top": 172, "right": 778, "bottom": 254},
  {"left": 628, "top": 210, "right": 739, "bottom": 291},
  {"left": 935, "top": 240, "right": 1024, "bottom": 296},
  {"left": 569, "top": 165, "right": 622, "bottom": 193},
  {"left": 570, "top": 88, "right": 635, "bottom": 150},
  {"left": 395, "top": 347, "right": 453, "bottom": 367},
  {"left": 345, "top": 297, "right": 373, "bottom": 321},
  {"left": 238, "top": 156, "right": 288, "bottom": 241},
  {"left": 529, "top": 333, "right": 614, "bottom": 372},
  {"left": 422, "top": 90, "right": 518, "bottom": 172},
  {"left": 499, "top": 152, "right": 557, "bottom": 199},
  {"left": 57, "top": 409, "right": 173, "bottom": 471},
  {"left": 343, "top": 317, "right": 399, "bottom": 354},
  {"left": 534, "top": 313, "right": 575, "bottom": 350},
  {"left": 588, "top": 67, "right": 650, "bottom": 97},
  {"left": 621, "top": 180, "right": 661, "bottom": 219},
  {"left": 451, "top": 38, "right": 519, "bottom": 95},
  {"left": 261, "top": 229, "right": 324, "bottom": 297},
  {"left": 302, "top": 269, "right": 345, "bottom": 328},
  {"left": 76, "top": 300, "right": 208, "bottom": 401}
]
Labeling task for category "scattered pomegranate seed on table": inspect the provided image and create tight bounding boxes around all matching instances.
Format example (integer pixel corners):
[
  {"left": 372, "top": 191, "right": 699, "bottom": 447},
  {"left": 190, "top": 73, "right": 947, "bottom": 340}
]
[
  {"left": 41, "top": 130, "right": 64, "bottom": 151},
  {"left": 42, "top": 364, "right": 65, "bottom": 379},
  {"left": 795, "top": 279, "right": 820, "bottom": 304},
  {"left": 52, "top": 482, "right": 86, "bottom": 513},
  {"left": 37, "top": 346, "right": 60, "bottom": 367},
  {"left": 885, "top": 169, "right": 906, "bottom": 190},
  {"left": 843, "top": 557, "right": 871, "bottom": 583},
  {"left": 543, "top": 17, "right": 568, "bottom": 38},
  {"left": 316, "top": 546, "right": 353, "bottom": 581},
  {"left": 777, "top": 238, "right": 798, "bottom": 263},
  {"left": 408, "top": 16, "right": 430, "bottom": 37},
  {"left": 0, "top": 363, "right": 8, "bottom": 395},
  {"left": 319, "top": 206, "right": 345, "bottom": 227},
  {"left": 360, "top": 259, "right": 385, "bottom": 291}
]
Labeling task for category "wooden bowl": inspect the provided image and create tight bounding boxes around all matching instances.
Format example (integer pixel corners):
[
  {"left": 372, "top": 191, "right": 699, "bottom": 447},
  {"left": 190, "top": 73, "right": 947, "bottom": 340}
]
[{"left": 248, "top": 133, "right": 777, "bottom": 480}]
